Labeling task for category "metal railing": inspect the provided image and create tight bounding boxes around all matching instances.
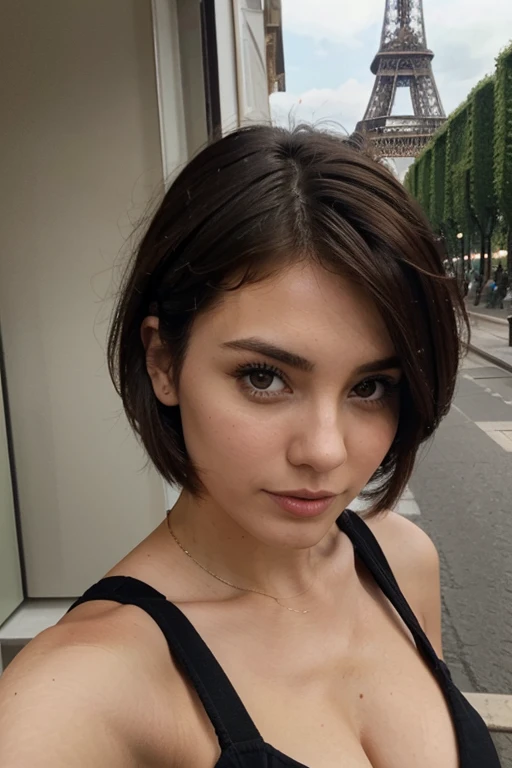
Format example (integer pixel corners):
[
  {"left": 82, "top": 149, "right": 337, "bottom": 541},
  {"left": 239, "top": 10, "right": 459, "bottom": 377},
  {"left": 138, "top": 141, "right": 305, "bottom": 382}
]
[{"left": 357, "top": 115, "right": 446, "bottom": 135}]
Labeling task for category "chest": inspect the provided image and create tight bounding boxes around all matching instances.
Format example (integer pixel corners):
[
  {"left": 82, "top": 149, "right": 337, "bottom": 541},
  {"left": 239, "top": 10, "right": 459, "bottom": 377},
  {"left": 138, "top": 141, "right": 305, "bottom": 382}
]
[
  {"left": 221, "top": 617, "right": 457, "bottom": 768},
  {"left": 239, "top": 659, "right": 457, "bottom": 768},
  {"left": 151, "top": 594, "right": 459, "bottom": 768}
]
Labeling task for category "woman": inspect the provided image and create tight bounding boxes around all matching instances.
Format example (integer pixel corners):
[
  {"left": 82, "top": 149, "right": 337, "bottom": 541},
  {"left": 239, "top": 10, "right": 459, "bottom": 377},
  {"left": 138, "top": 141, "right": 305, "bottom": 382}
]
[{"left": 0, "top": 126, "right": 501, "bottom": 767}]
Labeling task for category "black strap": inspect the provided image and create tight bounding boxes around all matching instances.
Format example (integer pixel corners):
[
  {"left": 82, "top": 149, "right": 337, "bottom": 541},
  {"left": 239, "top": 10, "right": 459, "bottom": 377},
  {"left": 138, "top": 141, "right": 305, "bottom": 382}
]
[
  {"left": 338, "top": 510, "right": 443, "bottom": 673},
  {"left": 339, "top": 511, "right": 505, "bottom": 766},
  {"left": 69, "top": 576, "right": 262, "bottom": 750}
]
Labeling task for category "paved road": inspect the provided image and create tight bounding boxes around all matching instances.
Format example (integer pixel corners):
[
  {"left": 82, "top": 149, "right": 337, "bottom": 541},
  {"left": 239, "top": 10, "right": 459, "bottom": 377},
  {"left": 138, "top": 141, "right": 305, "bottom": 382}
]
[{"left": 410, "top": 351, "right": 512, "bottom": 763}]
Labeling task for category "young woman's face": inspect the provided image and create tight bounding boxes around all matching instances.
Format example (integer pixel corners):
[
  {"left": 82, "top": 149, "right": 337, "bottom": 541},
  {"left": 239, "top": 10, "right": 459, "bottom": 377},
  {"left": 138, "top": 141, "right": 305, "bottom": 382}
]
[{"left": 172, "top": 262, "right": 402, "bottom": 547}]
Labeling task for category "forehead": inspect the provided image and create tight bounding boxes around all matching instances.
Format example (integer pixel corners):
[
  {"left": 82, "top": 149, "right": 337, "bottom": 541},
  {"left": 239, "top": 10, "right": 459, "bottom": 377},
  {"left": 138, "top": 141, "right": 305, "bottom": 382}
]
[{"left": 195, "top": 262, "right": 395, "bottom": 363}]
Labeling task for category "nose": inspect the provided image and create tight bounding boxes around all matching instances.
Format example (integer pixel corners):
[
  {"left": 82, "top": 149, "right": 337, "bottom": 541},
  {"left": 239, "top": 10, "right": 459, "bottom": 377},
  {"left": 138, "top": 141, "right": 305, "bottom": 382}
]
[{"left": 286, "top": 400, "right": 348, "bottom": 474}]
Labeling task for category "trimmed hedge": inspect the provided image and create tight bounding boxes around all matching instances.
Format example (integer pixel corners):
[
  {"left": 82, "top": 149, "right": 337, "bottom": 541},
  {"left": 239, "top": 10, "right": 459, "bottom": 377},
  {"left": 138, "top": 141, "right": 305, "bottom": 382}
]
[
  {"left": 471, "top": 76, "right": 496, "bottom": 233},
  {"left": 494, "top": 44, "right": 512, "bottom": 228},
  {"left": 405, "top": 42, "right": 512, "bottom": 274}
]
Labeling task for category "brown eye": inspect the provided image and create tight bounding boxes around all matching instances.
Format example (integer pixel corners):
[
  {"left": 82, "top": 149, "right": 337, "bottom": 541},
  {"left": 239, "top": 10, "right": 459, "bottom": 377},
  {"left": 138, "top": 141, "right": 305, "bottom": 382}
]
[
  {"left": 249, "top": 371, "right": 275, "bottom": 390},
  {"left": 234, "top": 362, "right": 289, "bottom": 399},
  {"left": 350, "top": 377, "right": 400, "bottom": 407},
  {"left": 353, "top": 380, "right": 379, "bottom": 399}
]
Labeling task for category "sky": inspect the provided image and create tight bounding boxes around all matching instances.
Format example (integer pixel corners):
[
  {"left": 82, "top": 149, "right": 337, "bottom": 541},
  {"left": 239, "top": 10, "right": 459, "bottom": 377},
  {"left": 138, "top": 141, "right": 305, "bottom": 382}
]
[{"left": 270, "top": 0, "right": 512, "bottom": 139}]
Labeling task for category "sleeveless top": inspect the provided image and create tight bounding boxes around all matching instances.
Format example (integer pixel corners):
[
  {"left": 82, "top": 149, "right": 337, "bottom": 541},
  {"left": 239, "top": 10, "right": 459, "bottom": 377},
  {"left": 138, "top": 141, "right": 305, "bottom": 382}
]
[{"left": 69, "top": 509, "right": 501, "bottom": 767}]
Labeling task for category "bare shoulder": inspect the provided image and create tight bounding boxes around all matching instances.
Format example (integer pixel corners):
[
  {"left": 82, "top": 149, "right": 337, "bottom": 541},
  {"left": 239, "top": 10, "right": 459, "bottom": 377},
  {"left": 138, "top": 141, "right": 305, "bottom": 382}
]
[
  {"left": 0, "top": 602, "right": 186, "bottom": 767},
  {"left": 364, "top": 510, "right": 440, "bottom": 577},
  {"left": 364, "top": 510, "right": 443, "bottom": 655}
]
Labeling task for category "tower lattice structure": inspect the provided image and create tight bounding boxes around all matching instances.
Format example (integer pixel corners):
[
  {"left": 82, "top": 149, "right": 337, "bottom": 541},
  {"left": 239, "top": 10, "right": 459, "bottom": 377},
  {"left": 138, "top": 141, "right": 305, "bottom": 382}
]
[{"left": 356, "top": 0, "right": 446, "bottom": 158}]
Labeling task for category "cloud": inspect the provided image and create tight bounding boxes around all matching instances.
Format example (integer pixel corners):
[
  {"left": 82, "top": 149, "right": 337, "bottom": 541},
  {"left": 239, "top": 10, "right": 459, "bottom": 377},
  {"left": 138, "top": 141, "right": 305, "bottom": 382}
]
[
  {"left": 428, "top": 0, "right": 512, "bottom": 61},
  {"left": 282, "top": 0, "right": 512, "bottom": 57},
  {"left": 427, "top": 1, "right": 512, "bottom": 112},
  {"left": 281, "top": 0, "right": 383, "bottom": 45},
  {"left": 270, "top": 80, "right": 372, "bottom": 135}
]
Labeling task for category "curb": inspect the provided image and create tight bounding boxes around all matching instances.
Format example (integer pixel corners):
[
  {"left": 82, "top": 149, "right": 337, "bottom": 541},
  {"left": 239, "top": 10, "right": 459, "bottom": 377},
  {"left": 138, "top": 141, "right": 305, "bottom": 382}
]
[
  {"left": 466, "top": 343, "right": 512, "bottom": 375},
  {"left": 466, "top": 309, "right": 508, "bottom": 327}
]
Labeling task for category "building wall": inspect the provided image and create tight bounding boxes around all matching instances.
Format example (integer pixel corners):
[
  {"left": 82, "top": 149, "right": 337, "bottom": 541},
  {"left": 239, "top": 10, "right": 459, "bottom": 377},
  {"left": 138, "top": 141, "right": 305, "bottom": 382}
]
[
  {"left": 177, "top": 0, "right": 209, "bottom": 156},
  {"left": 0, "top": 373, "right": 23, "bottom": 622},
  {"left": 215, "top": 0, "right": 241, "bottom": 132},
  {"left": 234, "top": 1, "right": 272, "bottom": 125},
  {"left": 0, "top": 0, "right": 166, "bottom": 596},
  {"left": 0, "top": 0, "right": 273, "bottom": 601}
]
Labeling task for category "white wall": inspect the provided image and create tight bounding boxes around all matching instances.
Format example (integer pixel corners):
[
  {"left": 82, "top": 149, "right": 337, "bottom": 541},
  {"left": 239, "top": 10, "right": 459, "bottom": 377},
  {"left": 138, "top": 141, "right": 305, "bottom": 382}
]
[
  {"left": 233, "top": 1, "right": 271, "bottom": 126},
  {"left": 151, "top": 0, "right": 188, "bottom": 185},
  {"left": 0, "top": 376, "right": 23, "bottom": 623},
  {"left": 215, "top": 0, "right": 241, "bottom": 132},
  {"left": 217, "top": 1, "right": 271, "bottom": 130},
  {"left": 0, "top": 0, "right": 166, "bottom": 597}
]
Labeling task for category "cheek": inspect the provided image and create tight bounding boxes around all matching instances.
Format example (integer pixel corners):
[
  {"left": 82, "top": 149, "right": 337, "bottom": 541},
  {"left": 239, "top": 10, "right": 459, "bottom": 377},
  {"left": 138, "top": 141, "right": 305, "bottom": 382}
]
[
  {"left": 178, "top": 384, "right": 283, "bottom": 477},
  {"left": 346, "top": 408, "right": 399, "bottom": 467}
]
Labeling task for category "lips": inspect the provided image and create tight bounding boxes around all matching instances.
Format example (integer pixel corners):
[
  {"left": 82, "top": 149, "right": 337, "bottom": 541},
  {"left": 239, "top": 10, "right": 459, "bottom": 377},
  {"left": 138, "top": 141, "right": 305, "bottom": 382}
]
[
  {"left": 264, "top": 490, "right": 338, "bottom": 518},
  {"left": 270, "top": 489, "right": 336, "bottom": 500}
]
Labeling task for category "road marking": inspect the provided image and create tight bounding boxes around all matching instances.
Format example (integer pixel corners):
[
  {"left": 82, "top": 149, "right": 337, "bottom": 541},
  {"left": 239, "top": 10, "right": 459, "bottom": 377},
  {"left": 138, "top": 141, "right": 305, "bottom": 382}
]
[
  {"left": 451, "top": 403, "right": 512, "bottom": 453},
  {"left": 474, "top": 421, "right": 512, "bottom": 453},
  {"left": 395, "top": 496, "right": 421, "bottom": 518},
  {"left": 349, "top": 486, "right": 420, "bottom": 518},
  {"left": 462, "top": 372, "right": 512, "bottom": 408},
  {"left": 476, "top": 421, "right": 512, "bottom": 432}
]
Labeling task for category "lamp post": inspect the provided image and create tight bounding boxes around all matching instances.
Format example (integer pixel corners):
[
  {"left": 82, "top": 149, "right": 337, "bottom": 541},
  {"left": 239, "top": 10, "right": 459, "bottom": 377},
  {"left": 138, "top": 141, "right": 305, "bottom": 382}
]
[{"left": 456, "top": 232, "right": 465, "bottom": 284}]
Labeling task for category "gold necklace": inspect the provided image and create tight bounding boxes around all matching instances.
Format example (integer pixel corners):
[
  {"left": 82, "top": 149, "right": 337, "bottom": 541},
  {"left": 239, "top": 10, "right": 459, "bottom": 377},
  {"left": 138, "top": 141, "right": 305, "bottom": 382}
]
[{"left": 166, "top": 510, "right": 313, "bottom": 614}]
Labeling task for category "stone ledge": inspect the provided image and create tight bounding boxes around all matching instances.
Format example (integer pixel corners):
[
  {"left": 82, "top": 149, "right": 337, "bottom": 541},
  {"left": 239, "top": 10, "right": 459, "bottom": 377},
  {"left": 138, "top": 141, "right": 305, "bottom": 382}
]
[
  {"left": 464, "top": 693, "right": 512, "bottom": 733},
  {"left": 0, "top": 599, "right": 74, "bottom": 644}
]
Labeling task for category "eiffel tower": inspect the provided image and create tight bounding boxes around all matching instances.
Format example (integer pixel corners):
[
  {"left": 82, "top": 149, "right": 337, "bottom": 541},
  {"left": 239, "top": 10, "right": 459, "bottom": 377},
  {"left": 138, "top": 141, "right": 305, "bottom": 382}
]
[{"left": 356, "top": 0, "right": 446, "bottom": 158}]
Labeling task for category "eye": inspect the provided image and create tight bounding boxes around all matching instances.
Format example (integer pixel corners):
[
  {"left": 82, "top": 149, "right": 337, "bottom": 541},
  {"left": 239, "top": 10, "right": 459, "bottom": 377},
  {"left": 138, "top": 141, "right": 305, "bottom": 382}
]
[
  {"left": 352, "top": 379, "right": 384, "bottom": 400},
  {"left": 247, "top": 370, "right": 283, "bottom": 392},
  {"left": 350, "top": 376, "right": 401, "bottom": 406},
  {"left": 234, "top": 362, "right": 289, "bottom": 399}
]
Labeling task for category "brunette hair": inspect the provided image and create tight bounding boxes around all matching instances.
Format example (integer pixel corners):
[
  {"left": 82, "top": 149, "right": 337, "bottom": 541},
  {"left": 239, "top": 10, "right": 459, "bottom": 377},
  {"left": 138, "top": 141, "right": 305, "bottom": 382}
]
[{"left": 108, "top": 125, "right": 468, "bottom": 515}]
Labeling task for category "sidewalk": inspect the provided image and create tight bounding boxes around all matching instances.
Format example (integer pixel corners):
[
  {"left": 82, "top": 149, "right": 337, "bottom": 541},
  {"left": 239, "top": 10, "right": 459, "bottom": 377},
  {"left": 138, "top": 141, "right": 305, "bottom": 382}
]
[
  {"left": 465, "top": 303, "right": 512, "bottom": 372},
  {"left": 465, "top": 300, "right": 511, "bottom": 322}
]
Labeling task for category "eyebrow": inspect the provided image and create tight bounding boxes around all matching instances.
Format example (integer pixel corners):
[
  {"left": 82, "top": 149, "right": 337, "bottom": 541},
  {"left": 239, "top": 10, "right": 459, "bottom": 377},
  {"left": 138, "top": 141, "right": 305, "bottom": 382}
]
[{"left": 221, "top": 338, "right": 401, "bottom": 375}]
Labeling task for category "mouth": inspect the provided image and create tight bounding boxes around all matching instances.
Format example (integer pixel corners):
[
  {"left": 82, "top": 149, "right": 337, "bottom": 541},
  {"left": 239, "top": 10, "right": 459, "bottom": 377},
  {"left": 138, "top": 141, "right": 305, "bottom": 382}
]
[
  {"left": 269, "top": 489, "right": 337, "bottom": 500},
  {"left": 264, "top": 489, "right": 338, "bottom": 518}
]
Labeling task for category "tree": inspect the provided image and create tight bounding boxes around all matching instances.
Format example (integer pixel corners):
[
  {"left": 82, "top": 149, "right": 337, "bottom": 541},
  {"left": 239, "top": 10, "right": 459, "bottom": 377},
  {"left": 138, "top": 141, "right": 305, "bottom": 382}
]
[
  {"left": 469, "top": 77, "right": 497, "bottom": 278},
  {"left": 416, "top": 147, "right": 432, "bottom": 221},
  {"left": 429, "top": 129, "right": 447, "bottom": 237},
  {"left": 404, "top": 41, "right": 512, "bottom": 280},
  {"left": 444, "top": 103, "right": 472, "bottom": 274},
  {"left": 404, "top": 160, "right": 419, "bottom": 198},
  {"left": 494, "top": 42, "right": 512, "bottom": 275}
]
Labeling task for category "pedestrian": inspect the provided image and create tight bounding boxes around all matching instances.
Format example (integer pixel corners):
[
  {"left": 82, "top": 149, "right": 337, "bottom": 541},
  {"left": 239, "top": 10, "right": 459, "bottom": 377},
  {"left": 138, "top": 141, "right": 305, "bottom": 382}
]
[
  {"left": 474, "top": 270, "right": 483, "bottom": 306},
  {"left": 497, "top": 270, "right": 509, "bottom": 310},
  {"left": 485, "top": 278, "right": 497, "bottom": 308},
  {"left": 0, "top": 125, "right": 501, "bottom": 767}
]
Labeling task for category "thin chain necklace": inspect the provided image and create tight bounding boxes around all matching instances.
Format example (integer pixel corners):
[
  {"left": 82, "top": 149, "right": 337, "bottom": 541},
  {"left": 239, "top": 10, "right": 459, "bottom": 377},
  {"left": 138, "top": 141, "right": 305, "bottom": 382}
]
[{"left": 166, "top": 510, "right": 314, "bottom": 614}]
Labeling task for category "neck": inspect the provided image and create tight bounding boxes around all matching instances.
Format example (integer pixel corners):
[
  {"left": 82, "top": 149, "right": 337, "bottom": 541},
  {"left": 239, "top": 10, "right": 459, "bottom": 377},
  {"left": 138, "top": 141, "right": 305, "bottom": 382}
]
[{"left": 165, "top": 491, "right": 345, "bottom": 600}]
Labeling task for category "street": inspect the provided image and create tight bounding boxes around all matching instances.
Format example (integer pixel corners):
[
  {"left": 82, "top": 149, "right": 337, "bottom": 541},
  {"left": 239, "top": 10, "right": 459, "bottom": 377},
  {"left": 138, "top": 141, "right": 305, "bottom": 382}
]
[{"left": 410, "top": 351, "right": 512, "bottom": 762}]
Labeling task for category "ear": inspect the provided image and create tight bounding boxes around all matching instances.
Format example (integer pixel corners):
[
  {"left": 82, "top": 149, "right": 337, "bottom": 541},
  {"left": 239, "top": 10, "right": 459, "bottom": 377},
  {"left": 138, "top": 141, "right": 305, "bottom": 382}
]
[{"left": 141, "top": 316, "right": 179, "bottom": 407}]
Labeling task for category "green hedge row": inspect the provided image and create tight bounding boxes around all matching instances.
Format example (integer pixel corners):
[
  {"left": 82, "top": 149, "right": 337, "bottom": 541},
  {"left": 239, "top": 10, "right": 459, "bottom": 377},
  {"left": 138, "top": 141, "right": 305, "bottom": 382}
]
[{"left": 404, "top": 43, "right": 512, "bottom": 276}]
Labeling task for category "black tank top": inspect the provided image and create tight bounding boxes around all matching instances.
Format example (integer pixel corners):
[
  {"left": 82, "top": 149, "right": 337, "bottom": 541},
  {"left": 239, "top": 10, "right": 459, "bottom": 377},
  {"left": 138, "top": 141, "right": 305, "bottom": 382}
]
[{"left": 69, "top": 509, "right": 501, "bottom": 767}]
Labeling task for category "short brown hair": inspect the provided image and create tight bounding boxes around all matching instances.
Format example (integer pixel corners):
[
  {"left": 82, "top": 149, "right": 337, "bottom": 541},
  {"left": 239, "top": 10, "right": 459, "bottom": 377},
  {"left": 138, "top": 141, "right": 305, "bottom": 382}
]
[{"left": 108, "top": 125, "right": 468, "bottom": 515}]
